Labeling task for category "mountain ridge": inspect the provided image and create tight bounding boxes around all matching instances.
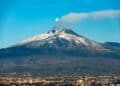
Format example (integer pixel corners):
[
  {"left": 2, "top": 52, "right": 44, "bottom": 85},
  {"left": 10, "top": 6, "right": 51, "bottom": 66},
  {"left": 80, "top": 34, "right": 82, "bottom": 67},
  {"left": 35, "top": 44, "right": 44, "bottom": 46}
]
[
  {"left": 0, "top": 28, "right": 120, "bottom": 75},
  {"left": 15, "top": 29, "right": 106, "bottom": 50}
]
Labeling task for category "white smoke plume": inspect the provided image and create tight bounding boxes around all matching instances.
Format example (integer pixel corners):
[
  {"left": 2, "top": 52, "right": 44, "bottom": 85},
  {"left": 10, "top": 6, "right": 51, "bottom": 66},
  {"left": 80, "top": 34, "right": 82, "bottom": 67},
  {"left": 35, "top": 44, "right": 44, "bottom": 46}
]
[{"left": 54, "top": 10, "right": 120, "bottom": 30}]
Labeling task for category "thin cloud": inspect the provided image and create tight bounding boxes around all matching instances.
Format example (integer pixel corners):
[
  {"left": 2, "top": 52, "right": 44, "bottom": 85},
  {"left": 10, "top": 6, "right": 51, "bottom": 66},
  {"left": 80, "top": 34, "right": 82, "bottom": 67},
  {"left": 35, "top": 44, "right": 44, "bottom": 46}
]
[{"left": 59, "top": 10, "right": 120, "bottom": 23}]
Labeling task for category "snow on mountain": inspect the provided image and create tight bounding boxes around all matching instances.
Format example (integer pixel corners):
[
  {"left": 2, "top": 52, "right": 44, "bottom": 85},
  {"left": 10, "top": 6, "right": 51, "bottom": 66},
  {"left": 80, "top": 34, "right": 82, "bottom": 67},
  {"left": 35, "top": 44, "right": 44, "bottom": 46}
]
[
  {"left": 16, "top": 28, "right": 107, "bottom": 51},
  {"left": 20, "top": 33, "right": 54, "bottom": 44},
  {"left": 0, "top": 29, "right": 119, "bottom": 75}
]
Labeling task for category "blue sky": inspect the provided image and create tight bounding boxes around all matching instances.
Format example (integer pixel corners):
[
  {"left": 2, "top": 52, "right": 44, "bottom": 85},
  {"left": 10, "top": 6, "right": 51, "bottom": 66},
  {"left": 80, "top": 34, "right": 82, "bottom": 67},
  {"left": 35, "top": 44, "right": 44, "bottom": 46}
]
[{"left": 0, "top": 0, "right": 120, "bottom": 48}]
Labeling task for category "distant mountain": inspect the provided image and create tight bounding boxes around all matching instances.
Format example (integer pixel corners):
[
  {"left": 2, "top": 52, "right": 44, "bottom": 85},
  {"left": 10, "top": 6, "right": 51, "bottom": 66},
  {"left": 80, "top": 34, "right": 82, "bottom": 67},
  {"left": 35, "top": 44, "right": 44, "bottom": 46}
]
[
  {"left": 0, "top": 29, "right": 112, "bottom": 57},
  {"left": 104, "top": 42, "right": 120, "bottom": 52},
  {"left": 0, "top": 28, "right": 120, "bottom": 75}
]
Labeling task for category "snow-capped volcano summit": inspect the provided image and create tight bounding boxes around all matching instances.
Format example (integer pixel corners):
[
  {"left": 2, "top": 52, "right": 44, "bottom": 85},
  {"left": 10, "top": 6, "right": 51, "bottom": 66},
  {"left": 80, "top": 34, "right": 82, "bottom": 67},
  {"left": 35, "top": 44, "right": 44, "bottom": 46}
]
[
  {"left": 0, "top": 28, "right": 120, "bottom": 75},
  {"left": 20, "top": 28, "right": 79, "bottom": 44},
  {"left": 1, "top": 28, "right": 116, "bottom": 58},
  {"left": 18, "top": 28, "right": 105, "bottom": 51}
]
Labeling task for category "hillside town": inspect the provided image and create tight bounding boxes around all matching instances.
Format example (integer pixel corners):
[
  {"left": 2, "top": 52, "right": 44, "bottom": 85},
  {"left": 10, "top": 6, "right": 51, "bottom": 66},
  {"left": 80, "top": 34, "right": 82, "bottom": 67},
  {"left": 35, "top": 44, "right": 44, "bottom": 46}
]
[{"left": 0, "top": 73, "right": 120, "bottom": 86}]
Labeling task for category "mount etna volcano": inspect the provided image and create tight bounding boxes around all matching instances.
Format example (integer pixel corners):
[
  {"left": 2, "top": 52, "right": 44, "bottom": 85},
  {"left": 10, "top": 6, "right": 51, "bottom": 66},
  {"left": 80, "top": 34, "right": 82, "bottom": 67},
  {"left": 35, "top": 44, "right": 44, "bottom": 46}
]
[{"left": 0, "top": 28, "right": 120, "bottom": 75}]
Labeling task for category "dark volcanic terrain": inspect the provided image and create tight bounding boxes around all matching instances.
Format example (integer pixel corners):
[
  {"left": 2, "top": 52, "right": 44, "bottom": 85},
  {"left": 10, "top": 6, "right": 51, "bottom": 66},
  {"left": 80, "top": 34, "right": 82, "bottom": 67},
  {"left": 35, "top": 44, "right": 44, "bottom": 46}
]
[{"left": 0, "top": 29, "right": 120, "bottom": 75}]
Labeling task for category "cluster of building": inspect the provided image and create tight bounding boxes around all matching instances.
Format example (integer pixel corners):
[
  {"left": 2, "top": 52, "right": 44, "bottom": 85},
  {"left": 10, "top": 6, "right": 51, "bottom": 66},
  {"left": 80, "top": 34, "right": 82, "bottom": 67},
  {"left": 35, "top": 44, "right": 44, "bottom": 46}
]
[
  {"left": 0, "top": 73, "right": 120, "bottom": 86},
  {"left": 76, "top": 76, "right": 120, "bottom": 86}
]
